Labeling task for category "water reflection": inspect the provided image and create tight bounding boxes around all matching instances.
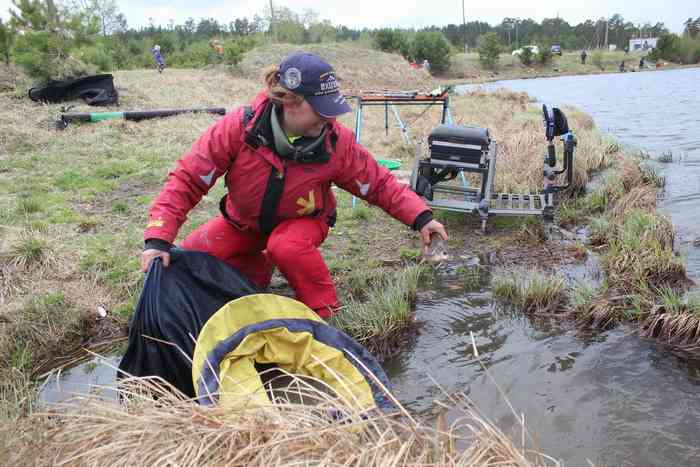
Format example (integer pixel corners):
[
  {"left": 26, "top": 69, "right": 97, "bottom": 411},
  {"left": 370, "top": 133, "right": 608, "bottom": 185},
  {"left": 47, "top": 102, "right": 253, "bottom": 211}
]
[{"left": 387, "top": 278, "right": 700, "bottom": 466}]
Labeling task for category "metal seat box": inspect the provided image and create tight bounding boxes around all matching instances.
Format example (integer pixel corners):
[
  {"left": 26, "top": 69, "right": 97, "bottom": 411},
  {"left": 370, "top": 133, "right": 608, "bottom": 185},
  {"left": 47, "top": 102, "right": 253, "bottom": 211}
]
[{"left": 428, "top": 124, "right": 491, "bottom": 166}]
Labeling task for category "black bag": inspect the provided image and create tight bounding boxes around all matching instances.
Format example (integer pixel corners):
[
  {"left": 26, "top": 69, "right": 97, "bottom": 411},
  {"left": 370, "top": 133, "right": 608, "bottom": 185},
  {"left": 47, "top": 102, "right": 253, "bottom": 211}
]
[
  {"left": 118, "top": 249, "right": 260, "bottom": 397},
  {"left": 28, "top": 74, "right": 119, "bottom": 106}
]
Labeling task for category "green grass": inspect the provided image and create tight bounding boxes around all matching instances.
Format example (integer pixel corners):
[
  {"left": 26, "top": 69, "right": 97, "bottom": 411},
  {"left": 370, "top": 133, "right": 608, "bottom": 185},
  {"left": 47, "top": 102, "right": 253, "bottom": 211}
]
[
  {"left": 555, "top": 198, "right": 586, "bottom": 227},
  {"left": 15, "top": 195, "right": 42, "bottom": 215},
  {"left": 492, "top": 271, "right": 568, "bottom": 314},
  {"left": 446, "top": 49, "right": 663, "bottom": 81},
  {"left": 330, "top": 265, "right": 425, "bottom": 357},
  {"left": 4, "top": 230, "right": 53, "bottom": 269}
]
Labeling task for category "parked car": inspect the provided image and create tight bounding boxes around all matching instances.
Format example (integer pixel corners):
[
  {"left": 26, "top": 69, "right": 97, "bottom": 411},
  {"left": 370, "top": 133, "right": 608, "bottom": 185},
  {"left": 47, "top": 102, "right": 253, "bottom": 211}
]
[
  {"left": 511, "top": 45, "right": 539, "bottom": 56},
  {"left": 551, "top": 44, "right": 562, "bottom": 55}
]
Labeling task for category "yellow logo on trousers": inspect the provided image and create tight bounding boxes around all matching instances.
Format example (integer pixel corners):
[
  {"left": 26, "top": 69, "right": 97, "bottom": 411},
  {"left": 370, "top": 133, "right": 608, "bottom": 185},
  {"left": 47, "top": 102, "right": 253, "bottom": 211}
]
[
  {"left": 147, "top": 217, "right": 164, "bottom": 228},
  {"left": 296, "top": 191, "right": 316, "bottom": 215}
]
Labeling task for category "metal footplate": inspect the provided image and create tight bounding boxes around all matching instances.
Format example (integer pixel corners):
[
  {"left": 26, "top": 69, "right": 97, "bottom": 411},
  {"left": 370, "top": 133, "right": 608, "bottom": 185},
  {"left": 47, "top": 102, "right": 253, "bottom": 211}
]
[
  {"left": 424, "top": 192, "right": 549, "bottom": 216},
  {"left": 488, "top": 192, "right": 548, "bottom": 216}
]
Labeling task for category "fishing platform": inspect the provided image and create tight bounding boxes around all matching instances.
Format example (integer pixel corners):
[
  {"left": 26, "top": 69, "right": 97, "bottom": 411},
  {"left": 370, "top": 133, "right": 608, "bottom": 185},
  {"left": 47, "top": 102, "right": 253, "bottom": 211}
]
[{"left": 349, "top": 88, "right": 577, "bottom": 230}]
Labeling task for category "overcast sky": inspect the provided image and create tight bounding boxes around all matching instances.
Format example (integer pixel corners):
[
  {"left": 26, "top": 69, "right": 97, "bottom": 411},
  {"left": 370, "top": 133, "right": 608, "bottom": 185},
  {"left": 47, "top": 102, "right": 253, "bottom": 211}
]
[{"left": 0, "top": 0, "right": 690, "bottom": 33}]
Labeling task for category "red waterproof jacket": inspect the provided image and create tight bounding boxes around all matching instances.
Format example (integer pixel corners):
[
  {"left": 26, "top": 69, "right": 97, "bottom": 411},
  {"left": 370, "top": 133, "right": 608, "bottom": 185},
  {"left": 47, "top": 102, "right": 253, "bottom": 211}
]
[{"left": 144, "top": 92, "right": 430, "bottom": 243}]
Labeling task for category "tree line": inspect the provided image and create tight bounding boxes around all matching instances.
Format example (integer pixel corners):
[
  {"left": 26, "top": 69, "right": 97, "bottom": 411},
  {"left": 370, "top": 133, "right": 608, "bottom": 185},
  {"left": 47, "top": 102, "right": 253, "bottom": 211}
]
[{"left": 0, "top": 0, "right": 697, "bottom": 83}]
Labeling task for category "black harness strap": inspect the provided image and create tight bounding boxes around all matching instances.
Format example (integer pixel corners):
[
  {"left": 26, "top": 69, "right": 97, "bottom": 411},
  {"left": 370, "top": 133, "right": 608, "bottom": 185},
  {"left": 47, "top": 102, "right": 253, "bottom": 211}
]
[{"left": 259, "top": 166, "right": 285, "bottom": 235}]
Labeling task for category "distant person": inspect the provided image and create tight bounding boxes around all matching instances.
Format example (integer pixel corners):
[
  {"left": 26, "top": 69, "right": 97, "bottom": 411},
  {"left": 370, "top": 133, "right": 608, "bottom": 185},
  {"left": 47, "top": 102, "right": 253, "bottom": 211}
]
[
  {"left": 422, "top": 59, "right": 431, "bottom": 73},
  {"left": 210, "top": 38, "right": 224, "bottom": 56},
  {"left": 619, "top": 60, "right": 625, "bottom": 72},
  {"left": 624, "top": 45, "right": 629, "bottom": 54},
  {"left": 152, "top": 44, "right": 165, "bottom": 73},
  {"left": 580, "top": 49, "right": 587, "bottom": 65},
  {"left": 639, "top": 56, "right": 646, "bottom": 69}
]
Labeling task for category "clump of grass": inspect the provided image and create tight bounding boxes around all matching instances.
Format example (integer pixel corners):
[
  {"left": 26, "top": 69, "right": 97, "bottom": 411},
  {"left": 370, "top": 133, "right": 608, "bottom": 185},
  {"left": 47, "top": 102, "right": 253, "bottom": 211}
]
[
  {"left": 2, "top": 230, "right": 54, "bottom": 269},
  {"left": 610, "top": 185, "right": 658, "bottom": 220},
  {"left": 577, "top": 296, "right": 622, "bottom": 329},
  {"left": 492, "top": 274, "right": 520, "bottom": 303},
  {"left": 581, "top": 208, "right": 688, "bottom": 331},
  {"left": 641, "top": 289, "right": 700, "bottom": 346},
  {"left": 398, "top": 246, "right": 421, "bottom": 262},
  {"left": 0, "top": 292, "right": 87, "bottom": 375},
  {"left": 586, "top": 214, "right": 611, "bottom": 246},
  {"left": 3, "top": 375, "right": 554, "bottom": 467},
  {"left": 331, "top": 265, "right": 424, "bottom": 357},
  {"left": 15, "top": 196, "right": 42, "bottom": 215},
  {"left": 492, "top": 271, "right": 568, "bottom": 314},
  {"left": 639, "top": 162, "right": 665, "bottom": 188},
  {"left": 517, "top": 217, "right": 546, "bottom": 243},
  {"left": 568, "top": 281, "right": 597, "bottom": 314},
  {"left": 0, "top": 366, "right": 36, "bottom": 440},
  {"left": 555, "top": 198, "right": 586, "bottom": 227},
  {"left": 344, "top": 267, "right": 389, "bottom": 299},
  {"left": 603, "top": 209, "right": 682, "bottom": 288},
  {"left": 582, "top": 170, "right": 631, "bottom": 216},
  {"left": 658, "top": 150, "right": 673, "bottom": 163}
]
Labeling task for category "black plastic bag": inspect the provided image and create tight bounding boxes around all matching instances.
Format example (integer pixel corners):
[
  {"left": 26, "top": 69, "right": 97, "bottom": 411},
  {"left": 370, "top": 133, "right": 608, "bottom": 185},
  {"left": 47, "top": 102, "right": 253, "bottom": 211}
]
[
  {"left": 118, "top": 249, "right": 259, "bottom": 397},
  {"left": 28, "top": 74, "right": 119, "bottom": 106}
]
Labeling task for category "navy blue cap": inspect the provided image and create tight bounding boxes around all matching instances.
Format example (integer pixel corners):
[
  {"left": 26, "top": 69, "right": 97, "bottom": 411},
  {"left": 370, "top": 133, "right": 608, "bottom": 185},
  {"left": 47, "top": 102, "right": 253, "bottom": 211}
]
[{"left": 277, "top": 52, "right": 352, "bottom": 118}]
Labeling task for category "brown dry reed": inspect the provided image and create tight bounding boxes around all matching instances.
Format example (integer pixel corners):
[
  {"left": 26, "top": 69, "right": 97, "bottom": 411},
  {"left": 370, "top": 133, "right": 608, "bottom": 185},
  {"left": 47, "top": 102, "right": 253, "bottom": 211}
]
[{"left": 4, "top": 368, "right": 561, "bottom": 467}]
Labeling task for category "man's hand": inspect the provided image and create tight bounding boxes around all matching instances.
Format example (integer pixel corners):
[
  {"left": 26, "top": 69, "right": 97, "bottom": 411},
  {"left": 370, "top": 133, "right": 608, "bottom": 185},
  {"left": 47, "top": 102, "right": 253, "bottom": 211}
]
[
  {"left": 419, "top": 219, "right": 448, "bottom": 254},
  {"left": 140, "top": 249, "right": 170, "bottom": 272}
]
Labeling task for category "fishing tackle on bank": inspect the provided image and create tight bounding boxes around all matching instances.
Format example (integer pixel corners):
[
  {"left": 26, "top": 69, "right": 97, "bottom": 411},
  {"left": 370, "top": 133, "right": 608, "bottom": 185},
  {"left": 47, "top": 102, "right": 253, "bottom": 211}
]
[{"left": 55, "top": 107, "right": 227, "bottom": 130}]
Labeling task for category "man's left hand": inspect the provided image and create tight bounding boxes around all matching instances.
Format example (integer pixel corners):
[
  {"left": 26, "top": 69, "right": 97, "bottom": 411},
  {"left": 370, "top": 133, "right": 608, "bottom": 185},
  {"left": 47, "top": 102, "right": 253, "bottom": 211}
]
[{"left": 419, "top": 219, "right": 448, "bottom": 253}]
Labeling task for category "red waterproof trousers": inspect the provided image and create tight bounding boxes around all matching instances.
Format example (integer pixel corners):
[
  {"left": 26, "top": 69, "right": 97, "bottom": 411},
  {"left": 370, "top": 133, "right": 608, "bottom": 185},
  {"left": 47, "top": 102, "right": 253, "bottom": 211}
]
[{"left": 180, "top": 215, "right": 337, "bottom": 318}]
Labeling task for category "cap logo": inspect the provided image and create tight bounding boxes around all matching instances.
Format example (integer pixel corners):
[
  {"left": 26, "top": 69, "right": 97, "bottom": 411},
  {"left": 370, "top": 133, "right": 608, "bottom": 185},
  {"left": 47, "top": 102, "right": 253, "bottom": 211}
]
[
  {"left": 283, "top": 67, "right": 302, "bottom": 89},
  {"left": 317, "top": 73, "right": 339, "bottom": 95}
]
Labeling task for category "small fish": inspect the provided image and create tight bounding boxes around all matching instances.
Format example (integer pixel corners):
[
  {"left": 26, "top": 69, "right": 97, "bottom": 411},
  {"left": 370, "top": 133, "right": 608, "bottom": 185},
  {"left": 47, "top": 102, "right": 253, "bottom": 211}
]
[{"left": 423, "top": 233, "right": 449, "bottom": 263}]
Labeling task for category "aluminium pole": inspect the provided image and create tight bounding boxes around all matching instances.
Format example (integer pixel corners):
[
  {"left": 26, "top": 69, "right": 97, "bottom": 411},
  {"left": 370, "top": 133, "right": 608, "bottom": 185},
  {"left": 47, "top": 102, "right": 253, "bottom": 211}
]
[{"left": 462, "top": 0, "right": 467, "bottom": 53}]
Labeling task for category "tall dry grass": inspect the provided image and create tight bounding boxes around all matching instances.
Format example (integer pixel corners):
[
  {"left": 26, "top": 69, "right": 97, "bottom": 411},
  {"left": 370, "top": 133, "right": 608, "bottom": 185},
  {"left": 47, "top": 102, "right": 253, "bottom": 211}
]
[
  {"left": 2, "top": 368, "right": 560, "bottom": 467},
  {"left": 351, "top": 87, "right": 616, "bottom": 195}
]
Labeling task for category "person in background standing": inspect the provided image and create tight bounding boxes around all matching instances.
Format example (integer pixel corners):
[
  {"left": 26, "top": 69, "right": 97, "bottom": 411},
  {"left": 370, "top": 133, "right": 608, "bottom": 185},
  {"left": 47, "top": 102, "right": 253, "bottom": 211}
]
[{"left": 152, "top": 44, "right": 165, "bottom": 73}]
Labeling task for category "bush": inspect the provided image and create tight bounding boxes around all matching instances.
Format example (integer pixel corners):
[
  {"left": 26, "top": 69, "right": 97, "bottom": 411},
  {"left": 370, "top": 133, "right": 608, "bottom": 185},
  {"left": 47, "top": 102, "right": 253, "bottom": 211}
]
[
  {"left": 76, "top": 45, "right": 113, "bottom": 72},
  {"left": 477, "top": 32, "right": 502, "bottom": 70},
  {"left": 518, "top": 46, "right": 534, "bottom": 66},
  {"left": 373, "top": 29, "right": 409, "bottom": 54},
  {"left": 678, "top": 37, "right": 700, "bottom": 64},
  {"left": 411, "top": 31, "right": 451, "bottom": 74},
  {"left": 536, "top": 45, "right": 553, "bottom": 65},
  {"left": 591, "top": 50, "right": 604, "bottom": 70},
  {"left": 168, "top": 40, "right": 221, "bottom": 68},
  {"left": 649, "top": 33, "right": 682, "bottom": 62},
  {"left": 223, "top": 40, "right": 243, "bottom": 66},
  {"left": 13, "top": 31, "right": 94, "bottom": 82},
  {"left": 0, "top": 19, "right": 13, "bottom": 65}
]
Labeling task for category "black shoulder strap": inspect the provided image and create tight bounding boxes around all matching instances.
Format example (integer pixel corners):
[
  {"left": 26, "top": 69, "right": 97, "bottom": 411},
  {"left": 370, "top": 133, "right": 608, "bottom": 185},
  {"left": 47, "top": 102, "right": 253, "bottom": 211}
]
[
  {"left": 259, "top": 166, "right": 285, "bottom": 235},
  {"left": 241, "top": 105, "right": 255, "bottom": 127}
]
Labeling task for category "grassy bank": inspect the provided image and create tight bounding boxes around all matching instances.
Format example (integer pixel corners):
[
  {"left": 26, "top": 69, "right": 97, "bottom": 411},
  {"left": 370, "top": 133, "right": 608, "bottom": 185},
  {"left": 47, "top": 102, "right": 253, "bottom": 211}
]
[
  {"left": 445, "top": 49, "right": 693, "bottom": 82},
  {"left": 490, "top": 154, "right": 700, "bottom": 349}
]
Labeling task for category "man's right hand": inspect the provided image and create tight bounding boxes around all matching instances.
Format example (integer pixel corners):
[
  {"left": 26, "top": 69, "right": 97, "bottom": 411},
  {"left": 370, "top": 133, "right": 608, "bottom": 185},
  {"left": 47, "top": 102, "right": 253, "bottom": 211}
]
[{"left": 141, "top": 249, "right": 170, "bottom": 272}]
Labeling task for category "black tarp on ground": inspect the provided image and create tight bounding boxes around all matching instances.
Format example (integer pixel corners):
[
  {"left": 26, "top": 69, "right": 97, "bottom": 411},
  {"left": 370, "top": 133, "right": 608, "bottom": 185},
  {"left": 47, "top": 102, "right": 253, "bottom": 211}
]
[
  {"left": 28, "top": 74, "right": 119, "bottom": 105},
  {"left": 118, "top": 249, "right": 259, "bottom": 397}
]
